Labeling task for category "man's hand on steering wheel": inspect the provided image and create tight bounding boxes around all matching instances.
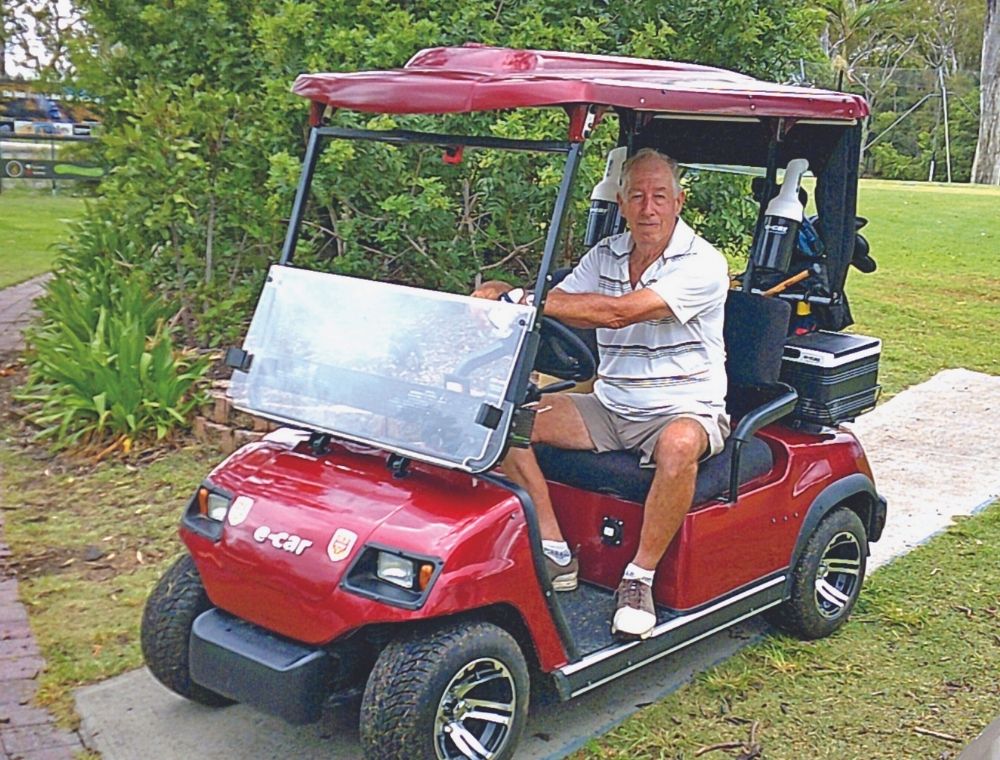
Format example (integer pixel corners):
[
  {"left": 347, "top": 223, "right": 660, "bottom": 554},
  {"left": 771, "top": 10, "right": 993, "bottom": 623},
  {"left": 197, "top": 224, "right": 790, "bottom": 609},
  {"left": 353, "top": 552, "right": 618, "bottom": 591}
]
[{"left": 471, "top": 280, "right": 515, "bottom": 300}]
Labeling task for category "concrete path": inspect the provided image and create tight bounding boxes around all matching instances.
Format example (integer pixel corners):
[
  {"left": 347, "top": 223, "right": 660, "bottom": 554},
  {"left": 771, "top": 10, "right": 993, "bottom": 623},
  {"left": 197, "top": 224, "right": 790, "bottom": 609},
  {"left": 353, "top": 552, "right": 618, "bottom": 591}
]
[{"left": 73, "top": 369, "right": 1000, "bottom": 759}]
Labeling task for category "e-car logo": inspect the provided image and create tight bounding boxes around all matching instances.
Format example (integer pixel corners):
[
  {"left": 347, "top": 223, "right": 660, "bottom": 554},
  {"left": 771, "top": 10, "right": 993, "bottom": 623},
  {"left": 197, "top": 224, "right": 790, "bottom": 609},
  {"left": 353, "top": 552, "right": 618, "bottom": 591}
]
[
  {"left": 252, "top": 525, "right": 314, "bottom": 556},
  {"left": 327, "top": 528, "right": 358, "bottom": 562}
]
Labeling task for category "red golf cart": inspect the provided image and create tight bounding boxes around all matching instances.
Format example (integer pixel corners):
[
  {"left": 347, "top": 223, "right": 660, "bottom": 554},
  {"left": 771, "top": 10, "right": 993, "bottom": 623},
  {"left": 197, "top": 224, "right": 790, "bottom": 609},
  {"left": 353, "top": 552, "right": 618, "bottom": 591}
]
[{"left": 141, "top": 45, "right": 886, "bottom": 760}]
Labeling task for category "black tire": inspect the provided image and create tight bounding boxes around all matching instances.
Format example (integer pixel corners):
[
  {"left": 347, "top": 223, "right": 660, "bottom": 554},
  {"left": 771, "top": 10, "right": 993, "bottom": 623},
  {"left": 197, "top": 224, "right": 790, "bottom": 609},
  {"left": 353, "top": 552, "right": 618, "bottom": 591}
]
[
  {"left": 140, "top": 554, "right": 234, "bottom": 707},
  {"left": 767, "top": 507, "right": 868, "bottom": 640},
  {"left": 360, "top": 621, "right": 529, "bottom": 760}
]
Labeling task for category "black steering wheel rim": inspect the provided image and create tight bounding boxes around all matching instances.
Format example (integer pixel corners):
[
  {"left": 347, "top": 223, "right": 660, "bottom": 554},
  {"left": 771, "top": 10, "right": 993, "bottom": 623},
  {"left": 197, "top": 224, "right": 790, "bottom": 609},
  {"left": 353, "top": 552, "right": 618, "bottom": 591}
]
[{"left": 535, "top": 316, "right": 597, "bottom": 382}]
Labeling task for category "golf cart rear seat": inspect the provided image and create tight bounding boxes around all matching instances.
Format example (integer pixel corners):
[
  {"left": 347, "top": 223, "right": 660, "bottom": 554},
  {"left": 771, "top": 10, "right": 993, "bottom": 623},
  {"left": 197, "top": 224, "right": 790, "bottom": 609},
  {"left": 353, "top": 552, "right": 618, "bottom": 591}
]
[{"left": 535, "top": 290, "right": 796, "bottom": 504}]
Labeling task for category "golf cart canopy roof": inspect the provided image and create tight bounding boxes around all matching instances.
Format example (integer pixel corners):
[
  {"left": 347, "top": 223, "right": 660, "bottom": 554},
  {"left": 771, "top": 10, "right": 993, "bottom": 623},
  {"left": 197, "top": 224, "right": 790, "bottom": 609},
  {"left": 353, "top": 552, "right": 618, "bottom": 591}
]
[{"left": 292, "top": 44, "right": 869, "bottom": 122}]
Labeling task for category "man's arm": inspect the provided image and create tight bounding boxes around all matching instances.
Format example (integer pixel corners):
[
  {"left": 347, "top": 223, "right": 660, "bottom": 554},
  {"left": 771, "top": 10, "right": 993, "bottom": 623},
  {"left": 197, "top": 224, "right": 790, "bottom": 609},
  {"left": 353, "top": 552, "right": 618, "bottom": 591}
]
[{"left": 545, "top": 288, "right": 673, "bottom": 329}]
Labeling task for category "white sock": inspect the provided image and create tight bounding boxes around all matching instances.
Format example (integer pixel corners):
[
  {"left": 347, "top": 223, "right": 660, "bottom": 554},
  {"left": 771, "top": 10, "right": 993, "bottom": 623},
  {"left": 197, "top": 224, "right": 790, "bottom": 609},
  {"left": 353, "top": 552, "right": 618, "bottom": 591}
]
[
  {"left": 623, "top": 562, "right": 655, "bottom": 587},
  {"left": 542, "top": 540, "right": 572, "bottom": 566}
]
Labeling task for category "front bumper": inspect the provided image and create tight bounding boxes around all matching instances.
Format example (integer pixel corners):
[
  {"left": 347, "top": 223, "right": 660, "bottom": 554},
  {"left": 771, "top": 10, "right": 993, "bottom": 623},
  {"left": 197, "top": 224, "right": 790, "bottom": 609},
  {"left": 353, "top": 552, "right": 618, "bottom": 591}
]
[
  {"left": 189, "top": 609, "right": 332, "bottom": 725},
  {"left": 870, "top": 494, "right": 888, "bottom": 543}
]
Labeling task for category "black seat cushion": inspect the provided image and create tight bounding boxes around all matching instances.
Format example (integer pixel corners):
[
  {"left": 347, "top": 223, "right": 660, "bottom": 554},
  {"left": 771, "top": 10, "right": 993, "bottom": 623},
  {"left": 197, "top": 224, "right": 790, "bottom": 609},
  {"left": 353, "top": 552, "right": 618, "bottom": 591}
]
[{"left": 535, "top": 435, "right": 773, "bottom": 505}]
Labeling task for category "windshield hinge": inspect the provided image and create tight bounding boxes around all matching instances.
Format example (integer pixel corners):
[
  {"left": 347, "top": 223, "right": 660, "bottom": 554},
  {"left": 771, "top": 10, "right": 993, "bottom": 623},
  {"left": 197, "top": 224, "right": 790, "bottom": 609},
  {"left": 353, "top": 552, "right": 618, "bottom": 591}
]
[
  {"left": 387, "top": 453, "right": 411, "bottom": 479},
  {"left": 224, "top": 347, "right": 253, "bottom": 372},
  {"left": 476, "top": 403, "right": 503, "bottom": 430},
  {"left": 308, "top": 432, "right": 332, "bottom": 456}
]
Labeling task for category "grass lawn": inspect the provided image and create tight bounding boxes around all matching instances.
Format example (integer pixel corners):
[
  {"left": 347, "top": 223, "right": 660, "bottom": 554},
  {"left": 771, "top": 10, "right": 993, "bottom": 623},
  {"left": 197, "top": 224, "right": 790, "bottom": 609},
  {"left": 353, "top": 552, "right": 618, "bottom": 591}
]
[
  {"left": 0, "top": 187, "right": 86, "bottom": 288},
  {"left": 848, "top": 181, "right": 1000, "bottom": 397},
  {"left": 0, "top": 178, "right": 998, "bottom": 752},
  {"left": 0, "top": 438, "right": 215, "bottom": 725}
]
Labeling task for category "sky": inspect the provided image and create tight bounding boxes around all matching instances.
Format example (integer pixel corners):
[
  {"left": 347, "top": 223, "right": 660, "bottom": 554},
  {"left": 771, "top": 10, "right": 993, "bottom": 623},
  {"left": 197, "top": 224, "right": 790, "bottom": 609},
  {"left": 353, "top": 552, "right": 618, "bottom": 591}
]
[{"left": 3, "top": 0, "right": 77, "bottom": 79}]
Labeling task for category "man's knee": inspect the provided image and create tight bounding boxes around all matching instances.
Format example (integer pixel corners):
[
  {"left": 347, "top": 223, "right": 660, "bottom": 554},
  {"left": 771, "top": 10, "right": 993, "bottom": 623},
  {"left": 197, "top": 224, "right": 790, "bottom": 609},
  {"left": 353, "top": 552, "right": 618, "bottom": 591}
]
[{"left": 653, "top": 419, "right": 707, "bottom": 475}]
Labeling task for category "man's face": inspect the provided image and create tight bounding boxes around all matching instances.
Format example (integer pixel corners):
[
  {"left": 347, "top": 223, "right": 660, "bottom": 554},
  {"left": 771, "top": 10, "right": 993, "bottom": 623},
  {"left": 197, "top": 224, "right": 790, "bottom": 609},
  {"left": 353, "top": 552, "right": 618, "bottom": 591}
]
[{"left": 617, "top": 158, "right": 685, "bottom": 251}]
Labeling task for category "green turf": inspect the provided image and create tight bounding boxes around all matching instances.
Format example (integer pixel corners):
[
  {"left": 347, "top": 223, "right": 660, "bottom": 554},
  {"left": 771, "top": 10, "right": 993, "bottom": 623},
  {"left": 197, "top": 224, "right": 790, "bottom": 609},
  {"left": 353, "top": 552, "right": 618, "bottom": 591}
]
[
  {"left": 847, "top": 181, "right": 1000, "bottom": 397},
  {"left": 0, "top": 188, "right": 86, "bottom": 288}
]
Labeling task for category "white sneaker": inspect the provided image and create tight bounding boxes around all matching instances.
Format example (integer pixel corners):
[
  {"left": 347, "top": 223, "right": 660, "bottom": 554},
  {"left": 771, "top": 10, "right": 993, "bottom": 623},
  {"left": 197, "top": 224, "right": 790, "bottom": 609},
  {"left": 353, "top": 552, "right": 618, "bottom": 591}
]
[{"left": 611, "top": 578, "right": 656, "bottom": 639}]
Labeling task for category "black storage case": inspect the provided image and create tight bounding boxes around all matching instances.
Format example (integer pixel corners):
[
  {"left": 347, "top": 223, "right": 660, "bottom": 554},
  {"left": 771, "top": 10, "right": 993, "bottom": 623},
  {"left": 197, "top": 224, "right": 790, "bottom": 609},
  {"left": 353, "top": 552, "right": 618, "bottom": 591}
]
[{"left": 780, "top": 331, "right": 881, "bottom": 425}]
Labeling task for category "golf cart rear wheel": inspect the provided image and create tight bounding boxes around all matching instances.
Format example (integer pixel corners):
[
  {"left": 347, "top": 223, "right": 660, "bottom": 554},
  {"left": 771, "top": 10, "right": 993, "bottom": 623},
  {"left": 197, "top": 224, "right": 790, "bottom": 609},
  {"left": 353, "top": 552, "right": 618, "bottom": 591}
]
[
  {"left": 360, "top": 621, "right": 529, "bottom": 760},
  {"left": 767, "top": 507, "right": 868, "bottom": 640},
  {"left": 140, "top": 554, "right": 234, "bottom": 707}
]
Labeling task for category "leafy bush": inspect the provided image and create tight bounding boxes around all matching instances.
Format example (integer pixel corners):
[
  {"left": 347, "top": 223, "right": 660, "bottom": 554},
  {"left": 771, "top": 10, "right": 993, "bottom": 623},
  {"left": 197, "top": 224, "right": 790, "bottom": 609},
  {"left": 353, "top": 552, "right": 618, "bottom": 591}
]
[
  {"left": 66, "top": 0, "right": 823, "bottom": 343},
  {"left": 19, "top": 254, "right": 210, "bottom": 455}
]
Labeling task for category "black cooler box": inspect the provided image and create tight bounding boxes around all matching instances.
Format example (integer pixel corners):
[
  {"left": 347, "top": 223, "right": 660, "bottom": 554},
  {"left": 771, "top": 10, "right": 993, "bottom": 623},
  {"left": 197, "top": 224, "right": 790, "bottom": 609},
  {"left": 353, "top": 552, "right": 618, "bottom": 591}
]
[{"left": 780, "top": 331, "right": 881, "bottom": 425}]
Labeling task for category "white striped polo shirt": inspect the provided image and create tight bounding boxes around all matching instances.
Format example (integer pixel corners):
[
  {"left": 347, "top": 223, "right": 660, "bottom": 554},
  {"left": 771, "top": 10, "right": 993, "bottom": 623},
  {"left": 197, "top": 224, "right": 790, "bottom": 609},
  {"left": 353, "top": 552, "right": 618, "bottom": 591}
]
[{"left": 555, "top": 220, "right": 729, "bottom": 421}]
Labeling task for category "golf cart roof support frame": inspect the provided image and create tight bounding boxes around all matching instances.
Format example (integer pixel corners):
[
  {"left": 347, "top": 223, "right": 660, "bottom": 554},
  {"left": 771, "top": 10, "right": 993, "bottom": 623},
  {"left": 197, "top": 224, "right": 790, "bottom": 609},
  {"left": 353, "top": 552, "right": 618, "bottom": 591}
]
[
  {"left": 279, "top": 126, "right": 322, "bottom": 266},
  {"left": 466, "top": 138, "right": 585, "bottom": 472},
  {"left": 312, "top": 126, "right": 573, "bottom": 154},
  {"left": 743, "top": 121, "right": 784, "bottom": 292}
]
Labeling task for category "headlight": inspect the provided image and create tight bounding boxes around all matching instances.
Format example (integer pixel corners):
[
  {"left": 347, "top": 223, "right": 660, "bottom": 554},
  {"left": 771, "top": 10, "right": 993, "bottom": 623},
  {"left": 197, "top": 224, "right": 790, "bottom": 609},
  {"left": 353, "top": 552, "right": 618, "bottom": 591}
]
[
  {"left": 182, "top": 483, "right": 234, "bottom": 542},
  {"left": 376, "top": 551, "right": 435, "bottom": 591},
  {"left": 377, "top": 552, "right": 416, "bottom": 588},
  {"left": 345, "top": 546, "right": 440, "bottom": 609}
]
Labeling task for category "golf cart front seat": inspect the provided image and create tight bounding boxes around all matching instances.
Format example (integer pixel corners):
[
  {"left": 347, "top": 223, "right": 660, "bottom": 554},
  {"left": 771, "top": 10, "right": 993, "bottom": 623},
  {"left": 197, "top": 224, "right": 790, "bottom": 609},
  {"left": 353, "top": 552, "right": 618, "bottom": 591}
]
[{"left": 535, "top": 290, "right": 797, "bottom": 504}]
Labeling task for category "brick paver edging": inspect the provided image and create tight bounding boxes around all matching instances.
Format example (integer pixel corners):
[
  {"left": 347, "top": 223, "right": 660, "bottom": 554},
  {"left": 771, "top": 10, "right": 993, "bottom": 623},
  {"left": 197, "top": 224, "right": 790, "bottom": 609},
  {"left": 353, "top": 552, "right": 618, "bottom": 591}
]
[
  {"left": 0, "top": 275, "right": 52, "bottom": 355},
  {"left": 0, "top": 508, "right": 86, "bottom": 759}
]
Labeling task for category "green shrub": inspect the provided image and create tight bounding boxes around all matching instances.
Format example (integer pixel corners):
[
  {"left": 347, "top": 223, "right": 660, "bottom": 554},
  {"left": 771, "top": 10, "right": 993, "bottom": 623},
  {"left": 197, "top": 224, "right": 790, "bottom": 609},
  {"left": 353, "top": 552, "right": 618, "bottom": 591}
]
[
  {"left": 66, "top": 0, "right": 823, "bottom": 344},
  {"left": 18, "top": 255, "right": 210, "bottom": 455}
]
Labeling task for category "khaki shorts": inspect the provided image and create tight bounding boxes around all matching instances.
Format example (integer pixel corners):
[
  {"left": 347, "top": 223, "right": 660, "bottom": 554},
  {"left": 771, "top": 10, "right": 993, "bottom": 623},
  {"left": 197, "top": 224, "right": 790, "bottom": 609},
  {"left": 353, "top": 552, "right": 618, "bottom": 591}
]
[{"left": 567, "top": 393, "right": 730, "bottom": 468}]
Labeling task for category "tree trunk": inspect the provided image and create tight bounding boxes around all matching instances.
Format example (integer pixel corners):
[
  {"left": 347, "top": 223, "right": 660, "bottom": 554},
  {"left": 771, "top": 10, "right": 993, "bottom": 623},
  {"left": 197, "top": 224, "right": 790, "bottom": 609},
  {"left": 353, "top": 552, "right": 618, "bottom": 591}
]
[{"left": 972, "top": 0, "right": 1000, "bottom": 184}]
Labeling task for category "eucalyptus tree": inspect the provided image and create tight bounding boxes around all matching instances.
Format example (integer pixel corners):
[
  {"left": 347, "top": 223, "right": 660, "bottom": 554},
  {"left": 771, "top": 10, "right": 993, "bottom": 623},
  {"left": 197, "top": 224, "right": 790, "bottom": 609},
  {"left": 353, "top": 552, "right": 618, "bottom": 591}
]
[{"left": 972, "top": 0, "right": 998, "bottom": 183}]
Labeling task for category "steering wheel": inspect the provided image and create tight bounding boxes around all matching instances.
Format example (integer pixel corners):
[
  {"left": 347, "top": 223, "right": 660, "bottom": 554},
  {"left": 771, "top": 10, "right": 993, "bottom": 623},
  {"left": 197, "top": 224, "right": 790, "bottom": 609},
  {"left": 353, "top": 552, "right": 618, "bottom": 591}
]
[{"left": 535, "top": 316, "right": 597, "bottom": 382}]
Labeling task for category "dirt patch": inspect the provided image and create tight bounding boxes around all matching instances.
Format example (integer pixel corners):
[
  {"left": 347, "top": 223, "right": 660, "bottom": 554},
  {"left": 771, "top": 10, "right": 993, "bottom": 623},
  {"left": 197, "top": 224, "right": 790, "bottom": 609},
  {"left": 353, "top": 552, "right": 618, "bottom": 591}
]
[{"left": 2, "top": 541, "right": 169, "bottom": 583}]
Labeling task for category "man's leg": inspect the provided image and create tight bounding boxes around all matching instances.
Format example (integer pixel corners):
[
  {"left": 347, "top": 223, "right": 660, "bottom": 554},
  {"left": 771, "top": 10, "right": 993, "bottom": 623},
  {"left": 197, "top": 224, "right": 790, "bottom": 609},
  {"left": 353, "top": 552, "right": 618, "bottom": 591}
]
[
  {"left": 501, "top": 394, "right": 595, "bottom": 541},
  {"left": 613, "top": 417, "right": 707, "bottom": 637},
  {"left": 501, "top": 394, "right": 595, "bottom": 590}
]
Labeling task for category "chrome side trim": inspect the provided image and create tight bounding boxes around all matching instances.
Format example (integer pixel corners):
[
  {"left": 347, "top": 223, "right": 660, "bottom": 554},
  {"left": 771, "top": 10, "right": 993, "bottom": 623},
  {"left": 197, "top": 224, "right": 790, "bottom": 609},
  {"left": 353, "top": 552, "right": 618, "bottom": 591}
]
[
  {"left": 566, "top": 597, "right": 785, "bottom": 698},
  {"left": 560, "top": 575, "right": 785, "bottom": 676}
]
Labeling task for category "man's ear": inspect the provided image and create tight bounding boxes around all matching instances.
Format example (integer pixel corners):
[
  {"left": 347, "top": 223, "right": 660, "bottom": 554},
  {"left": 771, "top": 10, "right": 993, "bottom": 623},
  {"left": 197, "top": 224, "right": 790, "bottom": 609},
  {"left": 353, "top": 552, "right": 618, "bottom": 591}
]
[{"left": 675, "top": 189, "right": 686, "bottom": 214}]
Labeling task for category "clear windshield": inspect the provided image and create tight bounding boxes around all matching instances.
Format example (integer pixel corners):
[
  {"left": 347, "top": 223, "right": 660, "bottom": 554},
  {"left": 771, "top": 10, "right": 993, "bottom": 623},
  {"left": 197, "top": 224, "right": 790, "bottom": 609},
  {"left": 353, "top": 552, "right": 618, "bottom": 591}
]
[{"left": 229, "top": 265, "right": 535, "bottom": 471}]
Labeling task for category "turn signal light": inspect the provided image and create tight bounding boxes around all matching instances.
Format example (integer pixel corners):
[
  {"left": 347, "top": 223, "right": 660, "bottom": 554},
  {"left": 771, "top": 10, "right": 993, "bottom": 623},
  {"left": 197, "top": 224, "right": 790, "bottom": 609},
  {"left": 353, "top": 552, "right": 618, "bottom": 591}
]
[{"left": 418, "top": 563, "right": 434, "bottom": 591}]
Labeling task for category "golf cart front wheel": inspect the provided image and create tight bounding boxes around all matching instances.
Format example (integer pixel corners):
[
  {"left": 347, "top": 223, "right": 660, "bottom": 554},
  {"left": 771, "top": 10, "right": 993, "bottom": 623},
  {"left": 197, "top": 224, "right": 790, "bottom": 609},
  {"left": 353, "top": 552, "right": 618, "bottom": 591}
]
[
  {"left": 767, "top": 506, "right": 868, "bottom": 640},
  {"left": 360, "top": 621, "right": 529, "bottom": 760},
  {"left": 140, "top": 553, "right": 234, "bottom": 707}
]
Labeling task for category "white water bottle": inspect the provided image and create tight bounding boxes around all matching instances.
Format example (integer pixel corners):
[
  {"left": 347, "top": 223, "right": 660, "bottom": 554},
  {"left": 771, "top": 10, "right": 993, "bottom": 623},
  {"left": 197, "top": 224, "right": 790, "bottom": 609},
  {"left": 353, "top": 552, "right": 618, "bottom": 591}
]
[
  {"left": 752, "top": 158, "right": 809, "bottom": 273},
  {"left": 584, "top": 147, "right": 627, "bottom": 247}
]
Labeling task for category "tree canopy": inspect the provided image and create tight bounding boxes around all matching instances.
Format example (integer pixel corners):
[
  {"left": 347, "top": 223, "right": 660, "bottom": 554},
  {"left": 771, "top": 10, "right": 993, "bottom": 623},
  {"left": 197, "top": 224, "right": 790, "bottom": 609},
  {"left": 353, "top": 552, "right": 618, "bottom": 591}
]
[{"left": 53, "top": 0, "right": 823, "bottom": 345}]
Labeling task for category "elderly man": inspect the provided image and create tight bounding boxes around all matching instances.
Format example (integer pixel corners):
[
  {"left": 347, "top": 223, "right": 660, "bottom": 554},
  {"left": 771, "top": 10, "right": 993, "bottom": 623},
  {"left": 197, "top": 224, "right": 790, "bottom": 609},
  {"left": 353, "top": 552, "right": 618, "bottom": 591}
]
[{"left": 478, "top": 148, "right": 729, "bottom": 639}]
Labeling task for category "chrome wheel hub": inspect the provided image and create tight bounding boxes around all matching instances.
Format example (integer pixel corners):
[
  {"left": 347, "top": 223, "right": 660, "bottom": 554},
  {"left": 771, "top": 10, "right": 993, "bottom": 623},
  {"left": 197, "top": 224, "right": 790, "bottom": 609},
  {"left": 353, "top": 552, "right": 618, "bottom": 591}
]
[
  {"left": 435, "top": 657, "right": 516, "bottom": 760},
  {"left": 814, "top": 530, "right": 862, "bottom": 619}
]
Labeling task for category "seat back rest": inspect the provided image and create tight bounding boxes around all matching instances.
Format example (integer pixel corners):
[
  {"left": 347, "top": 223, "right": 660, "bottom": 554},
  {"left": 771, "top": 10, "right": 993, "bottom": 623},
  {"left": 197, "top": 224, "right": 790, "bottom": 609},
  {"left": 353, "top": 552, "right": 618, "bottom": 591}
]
[{"left": 723, "top": 290, "right": 791, "bottom": 416}]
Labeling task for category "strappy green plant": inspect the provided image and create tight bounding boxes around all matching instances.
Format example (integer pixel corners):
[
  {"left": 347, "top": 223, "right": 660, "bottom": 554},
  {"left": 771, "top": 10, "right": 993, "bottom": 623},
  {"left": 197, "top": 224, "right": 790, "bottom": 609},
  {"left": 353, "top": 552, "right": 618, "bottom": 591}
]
[{"left": 18, "top": 254, "right": 210, "bottom": 456}]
